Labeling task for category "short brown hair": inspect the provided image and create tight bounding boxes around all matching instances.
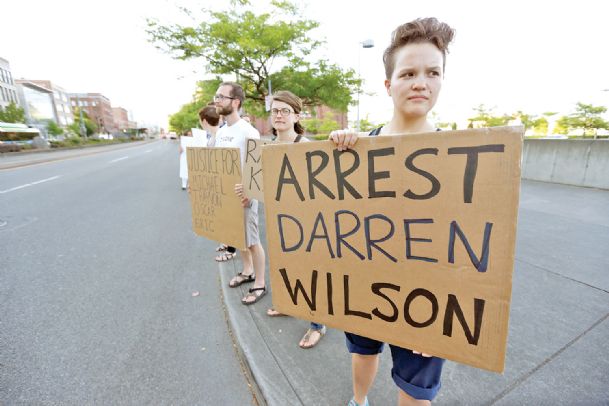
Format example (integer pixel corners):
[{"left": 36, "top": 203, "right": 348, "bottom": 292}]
[
  {"left": 271, "top": 90, "right": 305, "bottom": 136},
  {"left": 198, "top": 105, "right": 220, "bottom": 126},
  {"left": 220, "top": 81, "right": 245, "bottom": 109},
  {"left": 383, "top": 17, "right": 455, "bottom": 79}
]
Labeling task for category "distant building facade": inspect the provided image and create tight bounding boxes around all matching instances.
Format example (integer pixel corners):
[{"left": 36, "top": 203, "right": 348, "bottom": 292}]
[
  {"left": 112, "top": 107, "right": 130, "bottom": 132},
  {"left": 14, "top": 80, "right": 56, "bottom": 124},
  {"left": 27, "top": 80, "right": 74, "bottom": 126},
  {"left": 69, "top": 93, "right": 116, "bottom": 133},
  {"left": 0, "top": 57, "right": 19, "bottom": 110}
]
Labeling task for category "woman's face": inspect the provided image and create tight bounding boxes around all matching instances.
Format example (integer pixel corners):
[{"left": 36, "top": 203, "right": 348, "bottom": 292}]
[
  {"left": 385, "top": 42, "right": 444, "bottom": 120},
  {"left": 271, "top": 100, "right": 299, "bottom": 133}
]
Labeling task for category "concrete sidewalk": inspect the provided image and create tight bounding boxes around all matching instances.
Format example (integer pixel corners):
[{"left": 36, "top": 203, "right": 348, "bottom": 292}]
[{"left": 219, "top": 180, "right": 609, "bottom": 406}]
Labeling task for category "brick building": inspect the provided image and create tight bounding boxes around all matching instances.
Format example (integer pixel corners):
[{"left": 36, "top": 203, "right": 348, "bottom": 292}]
[
  {"left": 112, "top": 107, "right": 129, "bottom": 132},
  {"left": 69, "top": 93, "right": 116, "bottom": 133}
]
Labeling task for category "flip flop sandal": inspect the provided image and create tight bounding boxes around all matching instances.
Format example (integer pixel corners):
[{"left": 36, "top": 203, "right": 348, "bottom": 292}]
[
  {"left": 266, "top": 308, "right": 287, "bottom": 317},
  {"left": 215, "top": 244, "right": 229, "bottom": 252},
  {"left": 241, "top": 287, "right": 266, "bottom": 305},
  {"left": 215, "top": 251, "right": 237, "bottom": 262},
  {"left": 299, "top": 325, "right": 327, "bottom": 349},
  {"left": 229, "top": 272, "right": 255, "bottom": 288}
]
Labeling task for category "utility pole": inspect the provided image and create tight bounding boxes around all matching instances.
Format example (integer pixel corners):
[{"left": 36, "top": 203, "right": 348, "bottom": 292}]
[
  {"left": 76, "top": 94, "right": 87, "bottom": 140},
  {"left": 356, "top": 39, "right": 374, "bottom": 132}
]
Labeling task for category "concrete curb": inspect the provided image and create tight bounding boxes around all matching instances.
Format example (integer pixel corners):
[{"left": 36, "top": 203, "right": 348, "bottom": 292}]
[{"left": 218, "top": 259, "right": 303, "bottom": 406}]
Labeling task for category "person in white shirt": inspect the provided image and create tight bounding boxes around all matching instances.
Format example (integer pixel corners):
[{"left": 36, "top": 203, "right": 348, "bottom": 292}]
[{"left": 214, "top": 82, "right": 267, "bottom": 305}]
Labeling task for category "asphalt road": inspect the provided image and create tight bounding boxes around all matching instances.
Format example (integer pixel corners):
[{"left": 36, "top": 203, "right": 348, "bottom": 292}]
[{"left": 0, "top": 140, "right": 258, "bottom": 404}]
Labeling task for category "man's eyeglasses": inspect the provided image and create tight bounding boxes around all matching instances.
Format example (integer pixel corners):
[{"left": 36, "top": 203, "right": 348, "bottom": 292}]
[
  {"left": 270, "top": 108, "right": 294, "bottom": 116},
  {"left": 214, "top": 94, "right": 236, "bottom": 101}
]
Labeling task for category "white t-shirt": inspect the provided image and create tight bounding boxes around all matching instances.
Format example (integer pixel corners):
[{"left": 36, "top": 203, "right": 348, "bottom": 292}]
[{"left": 215, "top": 119, "right": 260, "bottom": 166}]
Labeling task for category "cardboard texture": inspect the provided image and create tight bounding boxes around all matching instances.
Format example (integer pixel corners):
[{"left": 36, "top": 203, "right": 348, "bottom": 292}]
[
  {"left": 187, "top": 146, "right": 246, "bottom": 250},
  {"left": 243, "top": 137, "right": 269, "bottom": 202},
  {"left": 262, "top": 127, "right": 523, "bottom": 372}
]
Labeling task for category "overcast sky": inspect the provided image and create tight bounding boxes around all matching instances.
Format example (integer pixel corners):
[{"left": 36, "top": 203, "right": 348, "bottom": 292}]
[{"left": 2, "top": 0, "right": 608, "bottom": 129}]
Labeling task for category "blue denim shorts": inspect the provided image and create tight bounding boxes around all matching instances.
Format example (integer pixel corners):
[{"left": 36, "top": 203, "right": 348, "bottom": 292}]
[{"left": 345, "top": 332, "right": 445, "bottom": 401}]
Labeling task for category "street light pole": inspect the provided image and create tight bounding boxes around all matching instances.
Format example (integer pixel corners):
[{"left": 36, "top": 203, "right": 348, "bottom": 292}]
[
  {"left": 356, "top": 39, "right": 374, "bottom": 132},
  {"left": 76, "top": 94, "right": 87, "bottom": 140}
]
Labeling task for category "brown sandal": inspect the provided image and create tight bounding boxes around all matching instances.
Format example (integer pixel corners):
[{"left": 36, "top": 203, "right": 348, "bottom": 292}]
[
  {"left": 229, "top": 272, "right": 255, "bottom": 288},
  {"left": 241, "top": 287, "right": 266, "bottom": 305},
  {"left": 299, "top": 326, "right": 326, "bottom": 349},
  {"left": 266, "top": 308, "right": 287, "bottom": 317},
  {"left": 216, "top": 251, "right": 237, "bottom": 262}
]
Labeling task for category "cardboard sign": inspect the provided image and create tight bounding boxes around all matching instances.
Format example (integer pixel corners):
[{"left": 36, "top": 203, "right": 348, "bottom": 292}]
[
  {"left": 187, "top": 147, "right": 246, "bottom": 250},
  {"left": 243, "top": 137, "right": 269, "bottom": 202},
  {"left": 261, "top": 127, "right": 523, "bottom": 373}
]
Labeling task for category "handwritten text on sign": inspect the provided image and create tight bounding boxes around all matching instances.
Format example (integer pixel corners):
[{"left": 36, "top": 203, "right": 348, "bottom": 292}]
[
  {"left": 187, "top": 147, "right": 246, "bottom": 250},
  {"left": 261, "top": 127, "right": 523, "bottom": 372},
  {"left": 243, "top": 137, "right": 268, "bottom": 202}
]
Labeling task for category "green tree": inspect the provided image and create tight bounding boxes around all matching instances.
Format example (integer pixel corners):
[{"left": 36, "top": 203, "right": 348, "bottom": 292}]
[
  {"left": 169, "top": 101, "right": 204, "bottom": 134},
  {"left": 468, "top": 104, "right": 513, "bottom": 128},
  {"left": 562, "top": 102, "right": 609, "bottom": 137},
  {"left": 357, "top": 116, "right": 377, "bottom": 133},
  {"left": 553, "top": 115, "right": 570, "bottom": 135},
  {"left": 301, "top": 112, "right": 340, "bottom": 135},
  {"left": 146, "top": 0, "right": 359, "bottom": 116},
  {"left": 67, "top": 108, "right": 97, "bottom": 136},
  {"left": 46, "top": 121, "right": 64, "bottom": 136},
  {"left": 0, "top": 102, "right": 26, "bottom": 123}
]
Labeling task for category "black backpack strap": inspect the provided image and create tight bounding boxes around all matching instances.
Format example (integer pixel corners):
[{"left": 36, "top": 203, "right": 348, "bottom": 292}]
[
  {"left": 369, "top": 126, "right": 382, "bottom": 136},
  {"left": 294, "top": 134, "right": 302, "bottom": 143}
]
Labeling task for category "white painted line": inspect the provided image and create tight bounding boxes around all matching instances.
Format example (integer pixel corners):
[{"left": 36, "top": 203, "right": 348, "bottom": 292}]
[
  {"left": 144, "top": 149, "right": 153, "bottom": 153},
  {"left": 0, "top": 175, "right": 61, "bottom": 194},
  {"left": 109, "top": 156, "right": 129, "bottom": 163}
]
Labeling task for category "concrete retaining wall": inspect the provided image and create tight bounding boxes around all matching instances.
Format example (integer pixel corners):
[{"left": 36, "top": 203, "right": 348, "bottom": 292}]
[{"left": 522, "top": 139, "right": 609, "bottom": 189}]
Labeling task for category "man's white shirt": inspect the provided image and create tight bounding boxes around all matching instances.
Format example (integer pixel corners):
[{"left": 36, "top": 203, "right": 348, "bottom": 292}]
[{"left": 215, "top": 119, "right": 260, "bottom": 166}]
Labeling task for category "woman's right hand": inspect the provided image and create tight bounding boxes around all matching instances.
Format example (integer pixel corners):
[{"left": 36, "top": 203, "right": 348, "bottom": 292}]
[{"left": 329, "top": 129, "right": 360, "bottom": 151}]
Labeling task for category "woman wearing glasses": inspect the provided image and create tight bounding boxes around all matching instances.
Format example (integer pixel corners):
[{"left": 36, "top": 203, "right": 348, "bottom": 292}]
[{"left": 237, "top": 90, "right": 328, "bottom": 348}]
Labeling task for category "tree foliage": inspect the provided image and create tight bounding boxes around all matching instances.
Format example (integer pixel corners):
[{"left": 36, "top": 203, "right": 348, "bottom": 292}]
[
  {"left": 68, "top": 108, "right": 97, "bottom": 136},
  {"left": 468, "top": 104, "right": 513, "bottom": 127},
  {"left": 146, "top": 0, "right": 359, "bottom": 116},
  {"left": 168, "top": 78, "right": 223, "bottom": 134},
  {"left": 46, "top": 120, "right": 64, "bottom": 136},
  {"left": 557, "top": 102, "right": 609, "bottom": 136},
  {"left": 0, "top": 102, "right": 26, "bottom": 123},
  {"left": 301, "top": 113, "right": 340, "bottom": 135}
]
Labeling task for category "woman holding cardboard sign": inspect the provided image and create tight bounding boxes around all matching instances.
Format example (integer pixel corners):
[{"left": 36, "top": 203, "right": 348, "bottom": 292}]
[
  {"left": 236, "top": 90, "right": 328, "bottom": 348},
  {"left": 330, "top": 17, "right": 454, "bottom": 406}
]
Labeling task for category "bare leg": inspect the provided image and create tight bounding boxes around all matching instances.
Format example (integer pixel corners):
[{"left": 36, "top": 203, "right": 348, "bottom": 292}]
[
  {"left": 398, "top": 390, "right": 431, "bottom": 406},
  {"left": 241, "top": 243, "right": 266, "bottom": 303},
  {"left": 352, "top": 353, "right": 379, "bottom": 405},
  {"left": 240, "top": 248, "right": 254, "bottom": 276},
  {"left": 249, "top": 243, "right": 265, "bottom": 289}
]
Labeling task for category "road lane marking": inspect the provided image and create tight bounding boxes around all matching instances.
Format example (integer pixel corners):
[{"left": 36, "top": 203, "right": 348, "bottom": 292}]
[
  {"left": 109, "top": 156, "right": 129, "bottom": 163},
  {"left": 144, "top": 149, "right": 153, "bottom": 153},
  {"left": 0, "top": 175, "right": 61, "bottom": 194}
]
